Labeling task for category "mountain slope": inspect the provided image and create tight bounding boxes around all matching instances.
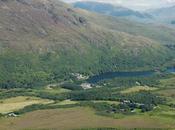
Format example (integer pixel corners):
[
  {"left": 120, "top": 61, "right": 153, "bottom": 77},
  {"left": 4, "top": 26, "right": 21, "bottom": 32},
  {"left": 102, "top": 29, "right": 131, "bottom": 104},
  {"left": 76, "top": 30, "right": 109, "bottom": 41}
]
[
  {"left": 73, "top": 1, "right": 153, "bottom": 23},
  {"left": 0, "top": 0, "right": 174, "bottom": 88}
]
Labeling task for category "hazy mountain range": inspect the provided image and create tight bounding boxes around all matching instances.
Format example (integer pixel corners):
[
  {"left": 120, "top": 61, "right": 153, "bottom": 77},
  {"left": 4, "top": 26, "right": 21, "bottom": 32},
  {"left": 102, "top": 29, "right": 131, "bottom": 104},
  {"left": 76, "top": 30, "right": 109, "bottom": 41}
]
[
  {"left": 63, "top": 0, "right": 175, "bottom": 11},
  {"left": 149, "top": 5, "right": 175, "bottom": 25},
  {"left": 73, "top": 1, "right": 175, "bottom": 25},
  {"left": 73, "top": 1, "right": 153, "bottom": 23}
]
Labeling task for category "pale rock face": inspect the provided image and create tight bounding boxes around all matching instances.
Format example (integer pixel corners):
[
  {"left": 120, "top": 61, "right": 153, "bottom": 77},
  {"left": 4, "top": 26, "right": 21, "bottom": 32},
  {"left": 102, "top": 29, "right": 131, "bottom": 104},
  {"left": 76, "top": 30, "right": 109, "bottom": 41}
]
[
  {"left": 72, "top": 73, "right": 89, "bottom": 80},
  {"left": 81, "top": 83, "right": 92, "bottom": 89}
]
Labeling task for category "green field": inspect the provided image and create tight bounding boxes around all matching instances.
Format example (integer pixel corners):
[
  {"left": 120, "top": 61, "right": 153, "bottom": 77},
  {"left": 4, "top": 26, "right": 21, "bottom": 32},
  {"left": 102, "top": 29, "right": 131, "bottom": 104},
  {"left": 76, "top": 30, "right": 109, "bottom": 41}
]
[
  {"left": 0, "top": 96, "right": 53, "bottom": 114},
  {"left": 155, "top": 76, "right": 175, "bottom": 102},
  {"left": 121, "top": 86, "right": 158, "bottom": 94}
]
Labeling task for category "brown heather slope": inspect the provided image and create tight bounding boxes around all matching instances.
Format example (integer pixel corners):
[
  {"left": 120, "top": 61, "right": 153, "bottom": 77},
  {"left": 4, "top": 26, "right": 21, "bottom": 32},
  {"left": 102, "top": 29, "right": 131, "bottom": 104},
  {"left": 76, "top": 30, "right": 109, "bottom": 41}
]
[
  {"left": 0, "top": 0, "right": 90, "bottom": 52},
  {"left": 0, "top": 0, "right": 174, "bottom": 88},
  {"left": 0, "top": 0, "right": 165, "bottom": 52},
  {"left": 0, "top": 107, "right": 173, "bottom": 130}
]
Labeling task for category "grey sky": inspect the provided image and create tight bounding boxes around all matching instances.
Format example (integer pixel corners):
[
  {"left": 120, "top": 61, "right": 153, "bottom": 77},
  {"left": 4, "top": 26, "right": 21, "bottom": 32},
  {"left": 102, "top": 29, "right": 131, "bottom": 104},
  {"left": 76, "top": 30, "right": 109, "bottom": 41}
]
[{"left": 62, "top": 0, "right": 175, "bottom": 11}]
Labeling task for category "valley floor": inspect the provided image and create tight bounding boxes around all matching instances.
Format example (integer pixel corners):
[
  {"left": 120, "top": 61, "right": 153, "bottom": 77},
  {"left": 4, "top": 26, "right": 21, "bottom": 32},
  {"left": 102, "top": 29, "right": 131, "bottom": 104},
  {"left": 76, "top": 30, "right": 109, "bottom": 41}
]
[
  {"left": 0, "top": 74, "right": 175, "bottom": 130},
  {"left": 0, "top": 107, "right": 175, "bottom": 130}
]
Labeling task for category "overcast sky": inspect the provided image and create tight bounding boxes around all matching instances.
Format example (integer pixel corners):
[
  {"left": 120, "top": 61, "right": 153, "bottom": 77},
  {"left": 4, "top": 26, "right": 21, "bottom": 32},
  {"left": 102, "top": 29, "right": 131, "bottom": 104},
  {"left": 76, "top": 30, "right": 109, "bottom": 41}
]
[{"left": 62, "top": 0, "right": 175, "bottom": 11}]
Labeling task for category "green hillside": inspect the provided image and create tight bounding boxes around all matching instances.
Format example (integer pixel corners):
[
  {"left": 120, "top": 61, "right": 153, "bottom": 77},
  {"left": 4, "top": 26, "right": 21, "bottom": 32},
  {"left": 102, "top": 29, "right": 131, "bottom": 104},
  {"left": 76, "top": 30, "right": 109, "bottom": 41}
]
[{"left": 0, "top": 0, "right": 175, "bottom": 88}]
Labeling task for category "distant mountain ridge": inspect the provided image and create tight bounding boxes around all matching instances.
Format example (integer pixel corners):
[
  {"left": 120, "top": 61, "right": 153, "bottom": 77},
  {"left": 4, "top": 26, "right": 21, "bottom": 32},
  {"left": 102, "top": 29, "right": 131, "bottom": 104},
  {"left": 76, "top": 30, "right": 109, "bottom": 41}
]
[
  {"left": 73, "top": 1, "right": 153, "bottom": 22},
  {"left": 149, "top": 5, "right": 175, "bottom": 25}
]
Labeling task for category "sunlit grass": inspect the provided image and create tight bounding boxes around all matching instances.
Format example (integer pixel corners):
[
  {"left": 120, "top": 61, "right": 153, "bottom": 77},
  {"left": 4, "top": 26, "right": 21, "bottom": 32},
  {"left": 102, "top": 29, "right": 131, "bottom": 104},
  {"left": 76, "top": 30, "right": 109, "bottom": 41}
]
[
  {"left": 121, "top": 86, "right": 157, "bottom": 94},
  {"left": 0, "top": 96, "right": 53, "bottom": 114}
]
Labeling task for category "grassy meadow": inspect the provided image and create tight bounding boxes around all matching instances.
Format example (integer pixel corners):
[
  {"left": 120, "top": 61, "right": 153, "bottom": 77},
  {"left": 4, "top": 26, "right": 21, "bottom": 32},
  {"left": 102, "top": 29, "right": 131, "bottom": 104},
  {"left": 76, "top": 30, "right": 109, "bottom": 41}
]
[
  {"left": 121, "top": 86, "right": 158, "bottom": 94},
  {"left": 0, "top": 107, "right": 175, "bottom": 130},
  {"left": 0, "top": 96, "right": 53, "bottom": 114}
]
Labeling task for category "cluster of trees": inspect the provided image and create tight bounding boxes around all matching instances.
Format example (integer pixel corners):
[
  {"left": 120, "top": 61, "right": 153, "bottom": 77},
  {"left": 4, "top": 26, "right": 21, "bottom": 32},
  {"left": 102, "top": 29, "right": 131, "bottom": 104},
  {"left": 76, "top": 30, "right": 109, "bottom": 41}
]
[
  {"left": 118, "top": 101, "right": 154, "bottom": 112},
  {"left": 0, "top": 89, "right": 31, "bottom": 99},
  {"left": 0, "top": 51, "right": 89, "bottom": 89},
  {"left": 75, "top": 91, "right": 165, "bottom": 113},
  {"left": 125, "top": 92, "right": 165, "bottom": 106},
  {"left": 66, "top": 88, "right": 164, "bottom": 108},
  {"left": 79, "top": 96, "right": 160, "bottom": 115},
  {"left": 118, "top": 92, "right": 165, "bottom": 112},
  {"left": 61, "top": 83, "right": 83, "bottom": 90},
  {"left": 35, "top": 91, "right": 68, "bottom": 101},
  {"left": 68, "top": 88, "right": 120, "bottom": 101},
  {"left": 99, "top": 76, "right": 161, "bottom": 88},
  {"left": 169, "top": 103, "right": 175, "bottom": 108}
]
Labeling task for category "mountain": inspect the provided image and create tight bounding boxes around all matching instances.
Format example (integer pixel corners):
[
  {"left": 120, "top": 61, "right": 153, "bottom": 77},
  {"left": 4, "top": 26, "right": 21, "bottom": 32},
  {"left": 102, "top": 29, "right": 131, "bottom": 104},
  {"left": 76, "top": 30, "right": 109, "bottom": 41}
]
[
  {"left": 149, "top": 5, "right": 175, "bottom": 25},
  {"left": 73, "top": 1, "right": 153, "bottom": 23},
  {"left": 0, "top": 0, "right": 175, "bottom": 88}
]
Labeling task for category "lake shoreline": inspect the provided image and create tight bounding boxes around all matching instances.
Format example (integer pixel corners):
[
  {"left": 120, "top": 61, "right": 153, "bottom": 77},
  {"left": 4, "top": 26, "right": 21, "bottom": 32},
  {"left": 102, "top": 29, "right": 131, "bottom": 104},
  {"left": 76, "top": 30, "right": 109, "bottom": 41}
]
[{"left": 87, "top": 67, "right": 175, "bottom": 84}]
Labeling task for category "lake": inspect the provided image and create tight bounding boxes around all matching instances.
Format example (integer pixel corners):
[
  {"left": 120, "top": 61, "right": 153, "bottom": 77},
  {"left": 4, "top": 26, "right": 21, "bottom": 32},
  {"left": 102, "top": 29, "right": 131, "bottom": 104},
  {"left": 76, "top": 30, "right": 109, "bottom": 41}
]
[{"left": 87, "top": 67, "right": 175, "bottom": 84}]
